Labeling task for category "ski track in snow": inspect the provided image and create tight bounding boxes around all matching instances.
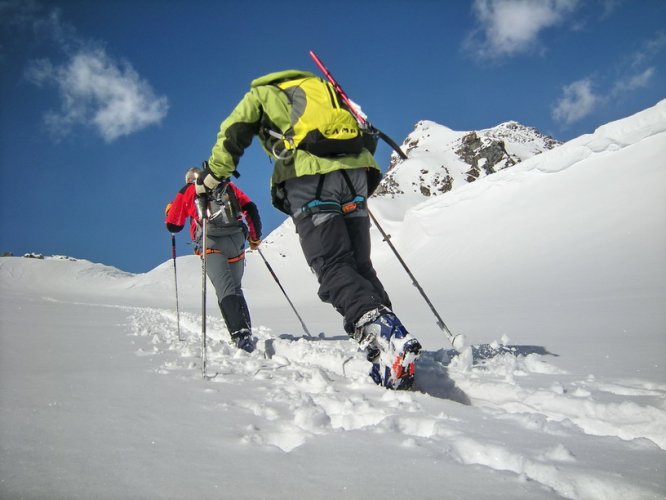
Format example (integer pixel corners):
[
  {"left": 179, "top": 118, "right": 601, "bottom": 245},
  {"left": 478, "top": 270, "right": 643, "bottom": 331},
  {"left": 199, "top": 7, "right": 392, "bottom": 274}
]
[{"left": 123, "top": 304, "right": 665, "bottom": 499}]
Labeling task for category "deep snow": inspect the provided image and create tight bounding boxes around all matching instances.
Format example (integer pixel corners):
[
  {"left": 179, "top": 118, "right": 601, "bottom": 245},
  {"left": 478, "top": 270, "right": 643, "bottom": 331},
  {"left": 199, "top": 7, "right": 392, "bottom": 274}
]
[{"left": 1, "top": 101, "right": 665, "bottom": 499}]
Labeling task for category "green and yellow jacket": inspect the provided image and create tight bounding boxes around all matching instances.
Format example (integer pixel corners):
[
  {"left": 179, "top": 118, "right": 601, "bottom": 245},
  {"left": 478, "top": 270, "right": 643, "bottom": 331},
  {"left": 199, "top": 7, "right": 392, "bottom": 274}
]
[{"left": 207, "top": 70, "right": 381, "bottom": 212}]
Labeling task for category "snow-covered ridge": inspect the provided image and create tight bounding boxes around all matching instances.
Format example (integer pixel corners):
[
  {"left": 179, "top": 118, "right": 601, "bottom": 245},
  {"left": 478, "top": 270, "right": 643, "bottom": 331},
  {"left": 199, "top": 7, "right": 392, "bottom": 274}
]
[
  {"left": 0, "top": 254, "right": 132, "bottom": 289},
  {"left": 0, "top": 253, "right": 197, "bottom": 309}
]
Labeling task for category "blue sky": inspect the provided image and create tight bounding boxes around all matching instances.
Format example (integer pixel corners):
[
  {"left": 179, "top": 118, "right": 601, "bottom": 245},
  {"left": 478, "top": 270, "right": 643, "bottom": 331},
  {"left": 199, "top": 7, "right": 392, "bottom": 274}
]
[{"left": 1, "top": 0, "right": 664, "bottom": 273}]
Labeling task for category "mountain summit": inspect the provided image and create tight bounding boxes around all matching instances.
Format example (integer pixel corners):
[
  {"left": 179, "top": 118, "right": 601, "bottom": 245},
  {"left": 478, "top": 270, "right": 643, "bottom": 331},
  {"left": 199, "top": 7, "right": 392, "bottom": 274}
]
[{"left": 377, "top": 120, "right": 560, "bottom": 198}]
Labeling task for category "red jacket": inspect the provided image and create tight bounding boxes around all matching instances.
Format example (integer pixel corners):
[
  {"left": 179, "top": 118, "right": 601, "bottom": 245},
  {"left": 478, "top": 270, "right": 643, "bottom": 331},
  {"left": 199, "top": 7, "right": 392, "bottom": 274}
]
[{"left": 165, "top": 182, "right": 261, "bottom": 241}]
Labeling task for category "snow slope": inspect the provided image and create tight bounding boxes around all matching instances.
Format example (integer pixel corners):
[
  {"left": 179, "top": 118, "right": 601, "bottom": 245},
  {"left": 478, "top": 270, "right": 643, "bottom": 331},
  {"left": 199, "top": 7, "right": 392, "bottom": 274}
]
[{"left": 1, "top": 101, "right": 665, "bottom": 499}]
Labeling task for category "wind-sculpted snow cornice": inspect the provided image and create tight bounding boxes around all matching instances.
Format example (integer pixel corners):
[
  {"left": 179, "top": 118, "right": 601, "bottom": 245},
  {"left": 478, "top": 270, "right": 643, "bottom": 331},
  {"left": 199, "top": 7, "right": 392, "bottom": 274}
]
[{"left": 528, "top": 99, "right": 666, "bottom": 175}]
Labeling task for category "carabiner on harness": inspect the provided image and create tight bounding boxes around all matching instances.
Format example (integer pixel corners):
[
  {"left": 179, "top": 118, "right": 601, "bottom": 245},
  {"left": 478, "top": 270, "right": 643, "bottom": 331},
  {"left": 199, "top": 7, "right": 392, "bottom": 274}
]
[{"left": 341, "top": 195, "right": 366, "bottom": 214}]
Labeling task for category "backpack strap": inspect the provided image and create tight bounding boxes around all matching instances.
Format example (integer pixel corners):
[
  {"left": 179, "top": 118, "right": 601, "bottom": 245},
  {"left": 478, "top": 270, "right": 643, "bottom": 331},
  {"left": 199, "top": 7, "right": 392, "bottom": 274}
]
[
  {"left": 339, "top": 169, "right": 367, "bottom": 214},
  {"left": 315, "top": 172, "right": 326, "bottom": 199},
  {"left": 208, "top": 184, "right": 243, "bottom": 226}
]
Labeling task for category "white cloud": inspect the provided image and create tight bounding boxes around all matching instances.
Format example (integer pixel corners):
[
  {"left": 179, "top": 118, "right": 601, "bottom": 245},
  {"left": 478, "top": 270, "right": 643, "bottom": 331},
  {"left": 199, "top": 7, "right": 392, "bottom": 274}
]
[
  {"left": 599, "top": 0, "right": 623, "bottom": 18},
  {"left": 552, "top": 32, "right": 661, "bottom": 128},
  {"left": 466, "top": 0, "right": 580, "bottom": 59},
  {"left": 629, "top": 31, "right": 666, "bottom": 69},
  {"left": 611, "top": 67, "right": 655, "bottom": 96},
  {"left": 12, "top": 1, "right": 169, "bottom": 142},
  {"left": 552, "top": 79, "right": 600, "bottom": 124},
  {"left": 27, "top": 49, "right": 169, "bottom": 142}
]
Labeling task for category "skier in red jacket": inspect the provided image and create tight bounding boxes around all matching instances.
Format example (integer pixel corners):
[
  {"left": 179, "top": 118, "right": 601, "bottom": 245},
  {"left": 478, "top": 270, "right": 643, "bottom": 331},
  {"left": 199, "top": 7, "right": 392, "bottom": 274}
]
[{"left": 165, "top": 167, "right": 262, "bottom": 352}]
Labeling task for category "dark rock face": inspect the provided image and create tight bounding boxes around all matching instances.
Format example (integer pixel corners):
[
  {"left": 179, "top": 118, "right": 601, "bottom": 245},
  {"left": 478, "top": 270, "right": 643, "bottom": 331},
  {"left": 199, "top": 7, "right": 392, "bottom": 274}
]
[{"left": 456, "top": 132, "right": 517, "bottom": 183}]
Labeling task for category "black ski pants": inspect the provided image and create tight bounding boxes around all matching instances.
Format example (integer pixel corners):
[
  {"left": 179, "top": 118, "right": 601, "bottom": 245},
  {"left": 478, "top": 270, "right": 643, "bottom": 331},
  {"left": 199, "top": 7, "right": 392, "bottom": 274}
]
[{"left": 284, "top": 169, "right": 391, "bottom": 333}]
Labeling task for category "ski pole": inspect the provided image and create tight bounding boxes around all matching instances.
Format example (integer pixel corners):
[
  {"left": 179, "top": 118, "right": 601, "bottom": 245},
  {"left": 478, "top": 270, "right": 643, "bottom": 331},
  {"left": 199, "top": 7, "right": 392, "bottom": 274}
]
[
  {"left": 257, "top": 248, "right": 312, "bottom": 338},
  {"left": 198, "top": 194, "right": 218, "bottom": 380},
  {"left": 367, "top": 209, "right": 466, "bottom": 351},
  {"left": 171, "top": 234, "right": 184, "bottom": 342},
  {"left": 308, "top": 50, "right": 408, "bottom": 161}
]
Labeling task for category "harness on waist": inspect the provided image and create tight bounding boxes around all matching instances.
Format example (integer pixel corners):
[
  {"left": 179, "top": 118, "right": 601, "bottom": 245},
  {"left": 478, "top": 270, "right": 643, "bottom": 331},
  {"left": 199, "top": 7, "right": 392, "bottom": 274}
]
[
  {"left": 194, "top": 248, "right": 245, "bottom": 263},
  {"left": 294, "top": 170, "right": 366, "bottom": 221}
]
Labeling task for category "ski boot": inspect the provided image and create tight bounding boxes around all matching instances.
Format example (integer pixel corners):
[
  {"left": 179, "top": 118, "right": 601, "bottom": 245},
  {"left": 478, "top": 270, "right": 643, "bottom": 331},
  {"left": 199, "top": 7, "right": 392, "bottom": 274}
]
[
  {"left": 355, "top": 309, "right": 421, "bottom": 390},
  {"left": 230, "top": 329, "right": 254, "bottom": 353}
]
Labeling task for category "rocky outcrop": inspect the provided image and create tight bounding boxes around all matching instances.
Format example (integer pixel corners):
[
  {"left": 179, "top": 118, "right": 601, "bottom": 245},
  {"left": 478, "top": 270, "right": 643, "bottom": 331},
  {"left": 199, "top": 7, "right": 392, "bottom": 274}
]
[
  {"left": 455, "top": 132, "right": 517, "bottom": 183},
  {"left": 374, "top": 120, "right": 561, "bottom": 198}
]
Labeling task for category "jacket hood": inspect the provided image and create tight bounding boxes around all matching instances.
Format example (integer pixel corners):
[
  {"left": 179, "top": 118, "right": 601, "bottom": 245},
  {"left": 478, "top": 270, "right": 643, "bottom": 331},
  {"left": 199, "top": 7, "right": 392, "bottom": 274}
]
[{"left": 250, "top": 70, "right": 318, "bottom": 88}]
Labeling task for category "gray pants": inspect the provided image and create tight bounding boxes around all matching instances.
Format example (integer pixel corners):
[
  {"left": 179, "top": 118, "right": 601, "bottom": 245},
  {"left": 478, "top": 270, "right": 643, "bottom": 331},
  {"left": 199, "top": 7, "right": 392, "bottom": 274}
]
[
  {"left": 284, "top": 168, "right": 391, "bottom": 333},
  {"left": 203, "top": 227, "right": 251, "bottom": 335},
  {"left": 205, "top": 229, "right": 245, "bottom": 299}
]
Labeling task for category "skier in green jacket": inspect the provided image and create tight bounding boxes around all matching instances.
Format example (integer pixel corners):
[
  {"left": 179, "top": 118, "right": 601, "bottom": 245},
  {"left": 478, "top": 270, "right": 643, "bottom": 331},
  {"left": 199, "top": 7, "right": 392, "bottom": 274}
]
[{"left": 197, "top": 69, "right": 421, "bottom": 389}]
